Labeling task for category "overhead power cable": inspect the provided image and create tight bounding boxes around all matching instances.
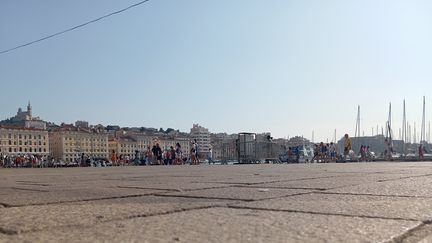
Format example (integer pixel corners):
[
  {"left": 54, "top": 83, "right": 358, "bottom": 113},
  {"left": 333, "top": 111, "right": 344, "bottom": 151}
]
[{"left": 0, "top": 0, "right": 151, "bottom": 55}]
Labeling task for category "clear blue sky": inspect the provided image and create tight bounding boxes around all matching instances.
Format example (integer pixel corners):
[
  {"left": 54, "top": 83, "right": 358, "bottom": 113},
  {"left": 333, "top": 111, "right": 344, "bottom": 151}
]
[{"left": 1, "top": 0, "right": 432, "bottom": 142}]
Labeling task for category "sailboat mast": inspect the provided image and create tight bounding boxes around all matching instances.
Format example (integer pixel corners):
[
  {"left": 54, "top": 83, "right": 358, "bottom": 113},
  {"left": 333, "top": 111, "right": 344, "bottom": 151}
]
[
  {"left": 386, "top": 103, "right": 392, "bottom": 138},
  {"left": 421, "top": 96, "right": 426, "bottom": 145},
  {"left": 355, "top": 105, "right": 361, "bottom": 138},
  {"left": 402, "top": 99, "right": 407, "bottom": 153},
  {"left": 428, "top": 121, "right": 431, "bottom": 143}
]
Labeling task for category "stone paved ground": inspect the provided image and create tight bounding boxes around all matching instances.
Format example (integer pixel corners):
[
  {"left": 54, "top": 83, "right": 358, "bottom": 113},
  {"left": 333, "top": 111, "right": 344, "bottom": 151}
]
[{"left": 1, "top": 162, "right": 432, "bottom": 242}]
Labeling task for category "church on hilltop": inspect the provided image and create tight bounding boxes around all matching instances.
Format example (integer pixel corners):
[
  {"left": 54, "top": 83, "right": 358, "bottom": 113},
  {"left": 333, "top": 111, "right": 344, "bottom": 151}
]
[
  {"left": 1, "top": 101, "right": 47, "bottom": 130},
  {"left": 14, "top": 101, "right": 33, "bottom": 121}
]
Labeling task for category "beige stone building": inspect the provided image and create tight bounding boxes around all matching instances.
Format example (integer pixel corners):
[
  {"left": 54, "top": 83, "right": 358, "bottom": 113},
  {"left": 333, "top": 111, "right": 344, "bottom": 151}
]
[
  {"left": 49, "top": 125, "right": 108, "bottom": 162},
  {"left": 159, "top": 137, "right": 190, "bottom": 154},
  {"left": 109, "top": 137, "right": 139, "bottom": 159},
  {"left": 0, "top": 126, "right": 49, "bottom": 156},
  {"left": 108, "top": 133, "right": 191, "bottom": 160},
  {"left": 190, "top": 124, "right": 211, "bottom": 156}
]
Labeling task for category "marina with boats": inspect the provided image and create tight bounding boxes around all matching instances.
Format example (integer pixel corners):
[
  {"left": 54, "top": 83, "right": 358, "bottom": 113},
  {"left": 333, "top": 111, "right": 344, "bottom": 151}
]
[{"left": 218, "top": 97, "right": 432, "bottom": 164}]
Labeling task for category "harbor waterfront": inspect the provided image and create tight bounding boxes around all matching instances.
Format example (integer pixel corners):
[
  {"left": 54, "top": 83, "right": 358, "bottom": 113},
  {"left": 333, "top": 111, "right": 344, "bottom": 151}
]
[
  {"left": 1, "top": 162, "right": 432, "bottom": 242},
  {"left": 2, "top": 102, "right": 432, "bottom": 168}
]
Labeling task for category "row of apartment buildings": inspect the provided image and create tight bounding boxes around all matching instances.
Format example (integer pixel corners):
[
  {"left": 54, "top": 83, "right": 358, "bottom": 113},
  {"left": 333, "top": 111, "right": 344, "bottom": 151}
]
[
  {"left": 0, "top": 126, "right": 49, "bottom": 155},
  {"left": 0, "top": 125, "right": 200, "bottom": 162},
  {"left": 0, "top": 103, "right": 212, "bottom": 162}
]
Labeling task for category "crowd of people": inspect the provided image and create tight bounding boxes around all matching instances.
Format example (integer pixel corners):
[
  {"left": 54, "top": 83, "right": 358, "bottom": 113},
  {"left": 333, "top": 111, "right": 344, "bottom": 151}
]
[
  {"left": 111, "top": 139, "right": 212, "bottom": 166},
  {"left": 310, "top": 142, "right": 339, "bottom": 163},
  {"left": 284, "top": 134, "right": 374, "bottom": 163},
  {"left": 1, "top": 140, "right": 215, "bottom": 168},
  {"left": 343, "top": 134, "right": 374, "bottom": 162},
  {"left": 0, "top": 154, "right": 49, "bottom": 168},
  {"left": 124, "top": 142, "right": 188, "bottom": 166}
]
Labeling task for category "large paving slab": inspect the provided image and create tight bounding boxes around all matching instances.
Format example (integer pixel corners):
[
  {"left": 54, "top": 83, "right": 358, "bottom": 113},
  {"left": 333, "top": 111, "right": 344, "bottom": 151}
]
[
  {"left": 164, "top": 186, "right": 312, "bottom": 201},
  {"left": 298, "top": 162, "right": 432, "bottom": 174},
  {"left": 234, "top": 192, "right": 432, "bottom": 221},
  {"left": 4, "top": 208, "right": 419, "bottom": 243},
  {"left": 0, "top": 187, "right": 48, "bottom": 196},
  {"left": 0, "top": 196, "right": 233, "bottom": 234},
  {"left": 187, "top": 173, "right": 338, "bottom": 184},
  {"left": 111, "top": 181, "right": 235, "bottom": 192},
  {"left": 0, "top": 187, "right": 165, "bottom": 207},
  {"left": 240, "top": 174, "right": 416, "bottom": 190},
  {"left": 9, "top": 178, "right": 235, "bottom": 192},
  {"left": 327, "top": 175, "right": 432, "bottom": 197}
]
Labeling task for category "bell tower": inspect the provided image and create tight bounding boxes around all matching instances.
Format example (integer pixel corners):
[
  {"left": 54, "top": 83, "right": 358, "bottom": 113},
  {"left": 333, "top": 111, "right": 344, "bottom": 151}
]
[{"left": 27, "top": 101, "right": 32, "bottom": 118}]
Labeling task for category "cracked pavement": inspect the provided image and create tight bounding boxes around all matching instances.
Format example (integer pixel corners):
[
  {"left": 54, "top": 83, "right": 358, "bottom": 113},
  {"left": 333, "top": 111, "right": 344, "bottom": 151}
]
[{"left": 1, "top": 162, "right": 432, "bottom": 242}]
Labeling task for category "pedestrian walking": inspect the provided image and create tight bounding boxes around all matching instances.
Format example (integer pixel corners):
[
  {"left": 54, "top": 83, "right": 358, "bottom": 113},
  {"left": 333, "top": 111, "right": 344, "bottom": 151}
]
[
  {"left": 419, "top": 145, "right": 424, "bottom": 161},
  {"left": 191, "top": 140, "right": 198, "bottom": 165},
  {"left": 175, "top": 143, "right": 183, "bottom": 165},
  {"left": 208, "top": 148, "right": 214, "bottom": 164},
  {"left": 344, "top": 134, "right": 352, "bottom": 159}
]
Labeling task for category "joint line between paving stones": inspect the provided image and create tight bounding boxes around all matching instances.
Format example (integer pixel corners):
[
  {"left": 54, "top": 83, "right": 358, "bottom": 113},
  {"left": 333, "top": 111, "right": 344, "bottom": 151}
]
[
  {"left": 376, "top": 173, "right": 432, "bottom": 183},
  {"left": 0, "top": 227, "right": 18, "bottom": 236},
  {"left": 224, "top": 191, "right": 326, "bottom": 206},
  {"left": 116, "top": 185, "right": 238, "bottom": 193},
  {"left": 201, "top": 173, "right": 432, "bottom": 191},
  {"left": 122, "top": 205, "right": 218, "bottom": 221},
  {"left": 1, "top": 192, "right": 175, "bottom": 208},
  {"left": 244, "top": 175, "right": 342, "bottom": 185},
  {"left": 227, "top": 205, "right": 420, "bottom": 222},
  {"left": 234, "top": 182, "right": 402, "bottom": 192},
  {"left": 153, "top": 191, "right": 320, "bottom": 204},
  {"left": 317, "top": 191, "right": 432, "bottom": 199},
  {"left": 116, "top": 186, "right": 181, "bottom": 192},
  {"left": 154, "top": 194, "right": 253, "bottom": 202},
  {"left": 190, "top": 175, "right": 341, "bottom": 186},
  {"left": 249, "top": 191, "right": 321, "bottom": 203},
  {"left": 180, "top": 183, "right": 299, "bottom": 193},
  {"left": 234, "top": 185, "right": 328, "bottom": 191},
  {"left": 184, "top": 185, "right": 246, "bottom": 192},
  {"left": 15, "top": 181, "right": 52, "bottom": 186},
  {"left": 235, "top": 173, "right": 432, "bottom": 192},
  {"left": 10, "top": 187, "right": 49, "bottom": 193},
  {"left": 387, "top": 220, "right": 432, "bottom": 243}
]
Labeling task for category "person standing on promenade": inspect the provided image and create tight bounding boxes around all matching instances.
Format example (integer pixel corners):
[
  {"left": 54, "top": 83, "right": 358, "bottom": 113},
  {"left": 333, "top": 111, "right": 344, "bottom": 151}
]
[
  {"left": 170, "top": 146, "right": 176, "bottom": 165},
  {"left": 194, "top": 139, "right": 200, "bottom": 164},
  {"left": 320, "top": 142, "right": 327, "bottom": 162},
  {"left": 208, "top": 148, "right": 214, "bottom": 164},
  {"left": 287, "top": 147, "right": 293, "bottom": 163},
  {"left": 365, "top": 146, "right": 371, "bottom": 161},
  {"left": 384, "top": 139, "right": 393, "bottom": 161},
  {"left": 358, "top": 145, "right": 364, "bottom": 162},
  {"left": 111, "top": 150, "right": 117, "bottom": 166},
  {"left": 152, "top": 144, "right": 162, "bottom": 165},
  {"left": 175, "top": 143, "right": 182, "bottom": 165},
  {"left": 329, "top": 142, "right": 337, "bottom": 162},
  {"left": 155, "top": 143, "right": 162, "bottom": 165},
  {"left": 344, "top": 134, "right": 352, "bottom": 160},
  {"left": 145, "top": 146, "right": 152, "bottom": 165},
  {"left": 190, "top": 140, "right": 197, "bottom": 165},
  {"left": 419, "top": 145, "right": 424, "bottom": 161}
]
